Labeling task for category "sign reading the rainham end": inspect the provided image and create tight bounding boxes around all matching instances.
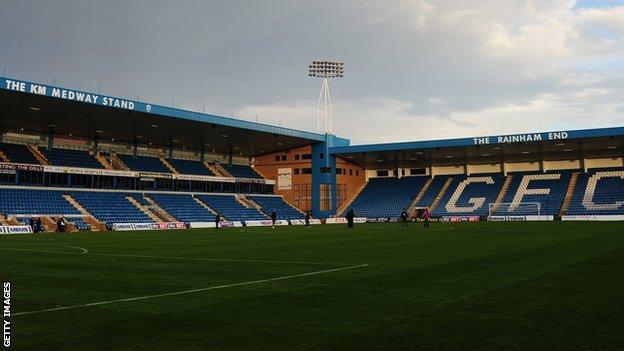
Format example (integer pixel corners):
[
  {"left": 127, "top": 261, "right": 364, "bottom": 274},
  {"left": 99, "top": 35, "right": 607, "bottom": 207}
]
[
  {"left": 472, "top": 131, "right": 569, "bottom": 145},
  {"left": 3, "top": 78, "right": 139, "bottom": 111}
]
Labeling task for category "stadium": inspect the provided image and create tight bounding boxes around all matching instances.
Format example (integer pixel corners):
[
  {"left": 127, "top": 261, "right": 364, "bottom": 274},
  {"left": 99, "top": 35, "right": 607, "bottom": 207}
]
[{"left": 2, "top": 2, "right": 624, "bottom": 350}]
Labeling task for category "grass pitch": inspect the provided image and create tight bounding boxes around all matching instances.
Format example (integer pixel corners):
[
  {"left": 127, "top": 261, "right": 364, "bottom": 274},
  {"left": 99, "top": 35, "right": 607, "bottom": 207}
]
[{"left": 1, "top": 221, "right": 624, "bottom": 350}]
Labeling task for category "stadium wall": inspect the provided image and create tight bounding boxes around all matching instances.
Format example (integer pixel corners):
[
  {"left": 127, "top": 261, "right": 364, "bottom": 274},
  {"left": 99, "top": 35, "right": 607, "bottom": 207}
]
[{"left": 253, "top": 145, "right": 365, "bottom": 214}]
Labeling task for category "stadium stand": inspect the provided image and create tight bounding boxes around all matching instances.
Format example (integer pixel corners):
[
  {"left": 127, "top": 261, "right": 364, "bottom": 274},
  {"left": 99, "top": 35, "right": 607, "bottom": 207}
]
[
  {"left": 0, "top": 188, "right": 80, "bottom": 216},
  {"left": 117, "top": 154, "right": 170, "bottom": 173},
  {"left": 71, "top": 217, "right": 92, "bottom": 231},
  {"left": 347, "top": 177, "right": 429, "bottom": 218},
  {"left": 197, "top": 194, "right": 267, "bottom": 221},
  {"left": 168, "top": 159, "right": 214, "bottom": 176},
  {"left": 432, "top": 174, "right": 505, "bottom": 217},
  {"left": 415, "top": 176, "right": 450, "bottom": 208},
  {"left": 223, "top": 164, "right": 262, "bottom": 178},
  {"left": 0, "top": 143, "right": 39, "bottom": 164},
  {"left": 71, "top": 191, "right": 153, "bottom": 225},
  {"left": 494, "top": 171, "right": 572, "bottom": 215},
  {"left": 567, "top": 169, "right": 624, "bottom": 215},
  {"left": 42, "top": 148, "right": 104, "bottom": 169},
  {"left": 247, "top": 195, "right": 305, "bottom": 219},
  {"left": 148, "top": 193, "right": 215, "bottom": 223}
]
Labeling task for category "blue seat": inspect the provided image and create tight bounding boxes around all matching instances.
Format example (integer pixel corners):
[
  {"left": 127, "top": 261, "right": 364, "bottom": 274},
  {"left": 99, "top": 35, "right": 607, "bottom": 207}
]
[
  {"left": 223, "top": 164, "right": 263, "bottom": 179},
  {"left": 433, "top": 174, "right": 505, "bottom": 217},
  {"left": 169, "top": 159, "right": 214, "bottom": 176},
  {"left": 493, "top": 171, "right": 571, "bottom": 215},
  {"left": 567, "top": 169, "right": 624, "bottom": 215},
  {"left": 197, "top": 194, "right": 267, "bottom": 221},
  {"left": 72, "top": 191, "right": 153, "bottom": 225},
  {"left": 247, "top": 195, "right": 304, "bottom": 220},
  {"left": 0, "top": 188, "right": 80, "bottom": 216},
  {"left": 118, "top": 154, "right": 170, "bottom": 173},
  {"left": 0, "top": 143, "right": 39, "bottom": 164},
  {"left": 42, "top": 148, "right": 104, "bottom": 169},
  {"left": 149, "top": 193, "right": 215, "bottom": 223},
  {"left": 348, "top": 177, "right": 429, "bottom": 218}
]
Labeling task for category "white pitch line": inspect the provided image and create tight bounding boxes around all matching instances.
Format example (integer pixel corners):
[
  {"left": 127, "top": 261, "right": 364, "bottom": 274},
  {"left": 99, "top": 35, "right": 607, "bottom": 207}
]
[
  {"left": 13, "top": 264, "right": 369, "bottom": 317},
  {"left": 88, "top": 252, "right": 343, "bottom": 266},
  {"left": 0, "top": 245, "right": 88, "bottom": 255},
  {"left": 0, "top": 246, "right": 347, "bottom": 266}
]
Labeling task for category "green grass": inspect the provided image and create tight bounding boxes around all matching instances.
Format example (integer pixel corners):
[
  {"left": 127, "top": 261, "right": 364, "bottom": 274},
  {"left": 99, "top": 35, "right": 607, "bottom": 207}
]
[{"left": 1, "top": 221, "right": 624, "bottom": 350}]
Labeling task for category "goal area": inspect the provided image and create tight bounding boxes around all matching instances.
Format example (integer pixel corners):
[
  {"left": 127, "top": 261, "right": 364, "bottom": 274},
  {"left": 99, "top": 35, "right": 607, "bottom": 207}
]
[{"left": 488, "top": 202, "right": 541, "bottom": 217}]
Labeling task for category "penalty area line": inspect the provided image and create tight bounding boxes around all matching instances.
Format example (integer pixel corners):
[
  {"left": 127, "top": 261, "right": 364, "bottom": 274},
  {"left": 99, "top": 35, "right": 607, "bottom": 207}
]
[{"left": 13, "top": 264, "right": 370, "bottom": 317}]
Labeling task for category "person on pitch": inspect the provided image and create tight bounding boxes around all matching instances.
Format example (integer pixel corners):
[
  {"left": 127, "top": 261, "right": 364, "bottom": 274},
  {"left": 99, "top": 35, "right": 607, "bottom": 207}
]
[
  {"left": 305, "top": 211, "right": 311, "bottom": 228},
  {"left": 423, "top": 208, "right": 430, "bottom": 228},
  {"left": 400, "top": 209, "right": 408, "bottom": 227},
  {"left": 271, "top": 210, "right": 277, "bottom": 228},
  {"left": 346, "top": 208, "right": 355, "bottom": 228},
  {"left": 215, "top": 212, "right": 221, "bottom": 229}
]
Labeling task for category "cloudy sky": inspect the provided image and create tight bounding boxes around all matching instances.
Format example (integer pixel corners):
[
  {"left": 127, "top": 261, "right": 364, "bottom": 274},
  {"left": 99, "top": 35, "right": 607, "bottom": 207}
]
[{"left": 1, "top": 0, "right": 623, "bottom": 144}]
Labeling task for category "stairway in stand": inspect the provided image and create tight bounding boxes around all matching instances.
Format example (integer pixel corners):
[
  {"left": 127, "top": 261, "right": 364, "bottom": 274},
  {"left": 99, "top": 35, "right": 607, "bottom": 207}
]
[
  {"left": 337, "top": 182, "right": 367, "bottom": 216},
  {"left": 160, "top": 157, "right": 179, "bottom": 174},
  {"left": 429, "top": 177, "right": 454, "bottom": 212},
  {"left": 490, "top": 174, "right": 514, "bottom": 213},
  {"left": 109, "top": 153, "right": 129, "bottom": 170},
  {"left": 126, "top": 195, "right": 163, "bottom": 223},
  {"left": 63, "top": 194, "right": 106, "bottom": 231},
  {"left": 143, "top": 196, "right": 177, "bottom": 222},
  {"left": 27, "top": 145, "right": 49, "bottom": 165},
  {"left": 407, "top": 177, "right": 433, "bottom": 214},
  {"left": 560, "top": 172, "right": 579, "bottom": 216}
]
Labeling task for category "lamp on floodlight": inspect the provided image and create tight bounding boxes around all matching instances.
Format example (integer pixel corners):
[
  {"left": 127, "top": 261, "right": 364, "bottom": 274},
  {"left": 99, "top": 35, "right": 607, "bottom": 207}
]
[{"left": 308, "top": 60, "right": 344, "bottom": 134}]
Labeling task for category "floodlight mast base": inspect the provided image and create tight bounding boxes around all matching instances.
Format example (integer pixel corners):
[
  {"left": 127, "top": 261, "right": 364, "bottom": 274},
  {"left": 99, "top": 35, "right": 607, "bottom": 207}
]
[{"left": 317, "top": 77, "right": 332, "bottom": 134}]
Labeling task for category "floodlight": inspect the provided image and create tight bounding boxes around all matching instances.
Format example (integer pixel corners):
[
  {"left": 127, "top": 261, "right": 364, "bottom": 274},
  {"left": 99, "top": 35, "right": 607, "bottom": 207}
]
[{"left": 308, "top": 60, "right": 344, "bottom": 134}]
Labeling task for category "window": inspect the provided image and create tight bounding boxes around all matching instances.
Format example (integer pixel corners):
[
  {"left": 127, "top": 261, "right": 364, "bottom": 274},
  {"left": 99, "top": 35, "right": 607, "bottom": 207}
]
[
  {"left": 294, "top": 168, "right": 300, "bottom": 175},
  {"left": 275, "top": 156, "right": 280, "bottom": 162},
  {"left": 377, "top": 170, "right": 389, "bottom": 177},
  {"left": 349, "top": 169, "right": 353, "bottom": 176},
  {"left": 320, "top": 184, "right": 332, "bottom": 211},
  {"left": 302, "top": 168, "right": 312, "bottom": 174},
  {"left": 320, "top": 167, "right": 332, "bottom": 173},
  {"left": 336, "top": 168, "right": 343, "bottom": 175},
  {"left": 301, "top": 154, "right": 312, "bottom": 160},
  {"left": 410, "top": 168, "right": 426, "bottom": 175},
  {"left": 281, "top": 155, "right": 287, "bottom": 161},
  {"left": 295, "top": 155, "right": 300, "bottom": 160},
  {"left": 356, "top": 170, "right": 359, "bottom": 176},
  {"left": 320, "top": 153, "right": 324, "bottom": 159}
]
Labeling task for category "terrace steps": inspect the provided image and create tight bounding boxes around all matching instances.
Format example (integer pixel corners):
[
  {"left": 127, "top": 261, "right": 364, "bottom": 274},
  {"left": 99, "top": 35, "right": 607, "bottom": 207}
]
[
  {"left": 490, "top": 175, "right": 514, "bottom": 213},
  {"left": 27, "top": 145, "right": 49, "bottom": 165},
  {"left": 109, "top": 153, "right": 129, "bottom": 170},
  {"left": 160, "top": 157, "right": 179, "bottom": 174},
  {"left": 209, "top": 162, "right": 232, "bottom": 177},
  {"left": 429, "top": 177, "right": 454, "bottom": 212},
  {"left": 560, "top": 172, "right": 580, "bottom": 215},
  {"left": 193, "top": 197, "right": 216, "bottom": 214},
  {"left": 63, "top": 194, "right": 106, "bottom": 231},
  {"left": 143, "top": 196, "right": 177, "bottom": 222},
  {"left": 0, "top": 151, "right": 10, "bottom": 163},
  {"left": 337, "top": 182, "right": 367, "bottom": 216},
  {"left": 236, "top": 194, "right": 263, "bottom": 211},
  {"left": 408, "top": 177, "right": 433, "bottom": 212},
  {"left": 96, "top": 154, "right": 113, "bottom": 169},
  {"left": 126, "top": 196, "right": 163, "bottom": 223}
]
